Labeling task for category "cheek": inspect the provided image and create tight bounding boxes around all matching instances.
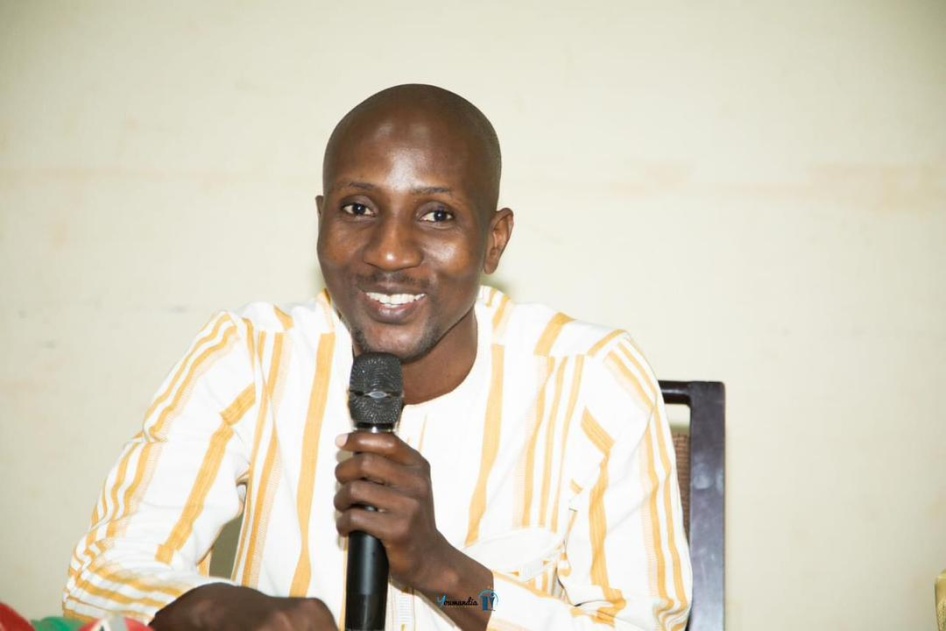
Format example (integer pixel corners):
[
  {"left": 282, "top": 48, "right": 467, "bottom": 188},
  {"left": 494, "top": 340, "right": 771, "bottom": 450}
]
[
  {"left": 426, "top": 236, "right": 487, "bottom": 276},
  {"left": 315, "top": 224, "right": 332, "bottom": 259},
  {"left": 317, "top": 226, "right": 357, "bottom": 266},
  {"left": 316, "top": 242, "right": 354, "bottom": 293}
]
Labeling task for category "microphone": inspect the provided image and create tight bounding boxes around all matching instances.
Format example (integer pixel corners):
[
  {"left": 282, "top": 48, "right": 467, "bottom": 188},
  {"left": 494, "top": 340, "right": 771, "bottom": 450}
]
[{"left": 345, "top": 352, "right": 404, "bottom": 631}]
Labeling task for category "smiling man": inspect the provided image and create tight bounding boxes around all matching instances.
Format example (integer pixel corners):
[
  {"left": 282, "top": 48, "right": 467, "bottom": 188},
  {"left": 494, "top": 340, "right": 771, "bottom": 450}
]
[
  {"left": 64, "top": 85, "right": 691, "bottom": 631},
  {"left": 316, "top": 88, "right": 512, "bottom": 403}
]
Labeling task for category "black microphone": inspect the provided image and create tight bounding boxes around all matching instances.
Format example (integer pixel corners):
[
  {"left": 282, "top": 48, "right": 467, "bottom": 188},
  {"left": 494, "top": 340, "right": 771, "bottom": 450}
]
[{"left": 345, "top": 352, "right": 404, "bottom": 631}]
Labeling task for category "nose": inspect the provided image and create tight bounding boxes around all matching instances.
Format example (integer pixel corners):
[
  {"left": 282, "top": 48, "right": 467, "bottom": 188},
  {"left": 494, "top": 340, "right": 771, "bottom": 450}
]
[{"left": 362, "top": 214, "right": 423, "bottom": 271}]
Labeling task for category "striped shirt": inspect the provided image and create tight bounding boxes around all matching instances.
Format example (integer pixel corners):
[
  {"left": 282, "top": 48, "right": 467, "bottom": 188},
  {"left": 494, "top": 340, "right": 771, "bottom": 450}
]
[{"left": 64, "top": 286, "right": 691, "bottom": 630}]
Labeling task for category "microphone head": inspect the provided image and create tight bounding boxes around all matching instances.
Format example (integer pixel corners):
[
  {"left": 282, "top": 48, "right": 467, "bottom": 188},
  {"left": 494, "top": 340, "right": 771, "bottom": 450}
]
[{"left": 348, "top": 352, "right": 404, "bottom": 430}]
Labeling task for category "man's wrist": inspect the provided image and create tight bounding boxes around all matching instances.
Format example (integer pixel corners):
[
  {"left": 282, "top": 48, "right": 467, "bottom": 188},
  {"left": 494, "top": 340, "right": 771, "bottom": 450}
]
[
  {"left": 422, "top": 550, "right": 494, "bottom": 631},
  {"left": 417, "top": 547, "right": 492, "bottom": 606}
]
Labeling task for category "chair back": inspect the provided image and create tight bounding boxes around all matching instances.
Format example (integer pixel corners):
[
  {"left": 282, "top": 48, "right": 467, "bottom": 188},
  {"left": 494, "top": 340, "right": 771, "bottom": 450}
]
[{"left": 661, "top": 380, "right": 725, "bottom": 631}]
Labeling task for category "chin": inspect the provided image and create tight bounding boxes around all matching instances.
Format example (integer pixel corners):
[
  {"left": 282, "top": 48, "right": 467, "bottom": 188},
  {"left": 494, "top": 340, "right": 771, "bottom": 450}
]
[{"left": 351, "top": 327, "right": 439, "bottom": 365}]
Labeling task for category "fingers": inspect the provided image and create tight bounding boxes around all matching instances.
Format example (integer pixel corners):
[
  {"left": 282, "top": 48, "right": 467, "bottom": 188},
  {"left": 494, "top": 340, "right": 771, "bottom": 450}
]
[
  {"left": 295, "top": 598, "right": 337, "bottom": 630},
  {"left": 335, "top": 432, "right": 421, "bottom": 465},
  {"left": 334, "top": 476, "right": 431, "bottom": 514},
  {"left": 334, "top": 446, "right": 432, "bottom": 518},
  {"left": 334, "top": 499, "right": 421, "bottom": 545},
  {"left": 333, "top": 432, "right": 436, "bottom": 548},
  {"left": 334, "top": 433, "right": 430, "bottom": 489},
  {"left": 334, "top": 478, "right": 393, "bottom": 513},
  {"left": 335, "top": 450, "right": 430, "bottom": 489}
]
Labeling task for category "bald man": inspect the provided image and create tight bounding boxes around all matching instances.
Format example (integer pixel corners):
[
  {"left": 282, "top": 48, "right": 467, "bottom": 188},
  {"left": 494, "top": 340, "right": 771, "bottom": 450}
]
[{"left": 64, "top": 85, "right": 691, "bottom": 631}]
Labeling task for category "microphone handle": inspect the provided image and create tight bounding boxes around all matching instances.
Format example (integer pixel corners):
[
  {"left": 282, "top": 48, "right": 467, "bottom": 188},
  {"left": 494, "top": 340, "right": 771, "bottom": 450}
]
[
  {"left": 345, "top": 425, "right": 394, "bottom": 631},
  {"left": 346, "top": 529, "right": 388, "bottom": 631}
]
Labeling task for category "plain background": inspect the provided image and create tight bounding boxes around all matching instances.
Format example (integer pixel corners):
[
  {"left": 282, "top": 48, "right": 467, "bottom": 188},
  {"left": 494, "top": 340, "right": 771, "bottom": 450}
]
[{"left": 1, "top": 1, "right": 944, "bottom": 629}]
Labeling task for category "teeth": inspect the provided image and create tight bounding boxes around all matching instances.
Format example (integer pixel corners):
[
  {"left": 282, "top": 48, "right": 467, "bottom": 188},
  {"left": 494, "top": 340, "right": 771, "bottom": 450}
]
[{"left": 366, "top": 292, "right": 425, "bottom": 306}]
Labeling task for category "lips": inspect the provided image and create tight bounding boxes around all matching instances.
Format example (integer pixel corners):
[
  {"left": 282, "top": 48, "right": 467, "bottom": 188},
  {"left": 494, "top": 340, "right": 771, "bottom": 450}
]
[{"left": 359, "top": 289, "right": 428, "bottom": 323}]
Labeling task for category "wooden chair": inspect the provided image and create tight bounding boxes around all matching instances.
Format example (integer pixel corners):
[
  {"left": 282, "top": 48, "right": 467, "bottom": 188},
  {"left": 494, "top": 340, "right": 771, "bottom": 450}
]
[{"left": 661, "top": 380, "right": 726, "bottom": 631}]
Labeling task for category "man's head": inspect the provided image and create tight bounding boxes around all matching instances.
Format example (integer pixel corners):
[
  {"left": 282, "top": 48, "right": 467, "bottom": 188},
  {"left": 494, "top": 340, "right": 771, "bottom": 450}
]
[{"left": 316, "top": 84, "right": 513, "bottom": 377}]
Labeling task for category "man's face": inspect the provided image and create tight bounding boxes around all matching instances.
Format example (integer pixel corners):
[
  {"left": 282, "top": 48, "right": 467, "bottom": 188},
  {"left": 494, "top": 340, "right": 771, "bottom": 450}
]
[{"left": 317, "top": 117, "right": 509, "bottom": 363}]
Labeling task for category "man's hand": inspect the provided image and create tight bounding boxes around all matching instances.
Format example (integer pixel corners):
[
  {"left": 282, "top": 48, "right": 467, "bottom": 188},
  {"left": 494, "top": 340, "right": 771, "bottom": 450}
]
[
  {"left": 150, "top": 583, "right": 335, "bottom": 631},
  {"left": 334, "top": 431, "right": 458, "bottom": 592},
  {"left": 334, "top": 432, "right": 493, "bottom": 630}
]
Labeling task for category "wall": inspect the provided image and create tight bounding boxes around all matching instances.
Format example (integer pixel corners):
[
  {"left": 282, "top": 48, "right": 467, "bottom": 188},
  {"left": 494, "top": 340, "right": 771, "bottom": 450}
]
[{"left": 1, "top": 1, "right": 944, "bottom": 629}]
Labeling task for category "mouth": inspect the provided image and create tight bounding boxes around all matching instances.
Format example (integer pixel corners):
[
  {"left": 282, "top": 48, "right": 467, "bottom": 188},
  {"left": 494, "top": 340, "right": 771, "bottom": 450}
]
[
  {"left": 360, "top": 289, "right": 428, "bottom": 324},
  {"left": 364, "top": 291, "right": 426, "bottom": 306}
]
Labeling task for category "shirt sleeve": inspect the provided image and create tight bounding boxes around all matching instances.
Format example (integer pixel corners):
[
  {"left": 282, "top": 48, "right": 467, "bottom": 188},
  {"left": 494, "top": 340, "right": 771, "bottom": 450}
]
[
  {"left": 486, "top": 336, "right": 692, "bottom": 631},
  {"left": 62, "top": 312, "right": 258, "bottom": 623}
]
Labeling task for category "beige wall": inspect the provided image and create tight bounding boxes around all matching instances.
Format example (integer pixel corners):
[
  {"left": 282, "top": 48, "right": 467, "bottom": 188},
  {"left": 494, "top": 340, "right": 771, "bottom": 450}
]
[{"left": 1, "top": 1, "right": 944, "bottom": 629}]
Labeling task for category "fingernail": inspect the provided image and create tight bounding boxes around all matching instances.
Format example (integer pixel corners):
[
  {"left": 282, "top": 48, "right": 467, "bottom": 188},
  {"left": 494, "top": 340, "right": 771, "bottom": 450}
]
[{"left": 335, "top": 433, "right": 348, "bottom": 448}]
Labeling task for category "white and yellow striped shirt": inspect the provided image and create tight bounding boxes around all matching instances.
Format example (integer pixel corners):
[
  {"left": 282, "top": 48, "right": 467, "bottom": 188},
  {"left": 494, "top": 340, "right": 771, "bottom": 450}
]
[{"left": 64, "top": 286, "right": 691, "bottom": 630}]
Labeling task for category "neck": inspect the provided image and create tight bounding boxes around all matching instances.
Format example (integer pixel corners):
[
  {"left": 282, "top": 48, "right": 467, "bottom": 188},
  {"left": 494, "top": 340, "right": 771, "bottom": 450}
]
[{"left": 401, "top": 310, "right": 478, "bottom": 405}]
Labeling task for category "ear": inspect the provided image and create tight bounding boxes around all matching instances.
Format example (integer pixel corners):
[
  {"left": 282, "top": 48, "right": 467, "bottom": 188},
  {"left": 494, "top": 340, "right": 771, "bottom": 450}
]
[
  {"left": 483, "top": 208, "right": 514, "bottom": 275},
  {"left": 316, "top": 195, "right": 324, "bottom": 218}
]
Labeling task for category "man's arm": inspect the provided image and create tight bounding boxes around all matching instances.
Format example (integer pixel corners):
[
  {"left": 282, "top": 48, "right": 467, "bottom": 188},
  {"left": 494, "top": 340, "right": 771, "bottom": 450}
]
[
  {"left": 63, "top": 313, "right": 247, "bottom": 621},
  {"left": 486, "top": 403, "right": 691, "bottom": 630},
  {"left": 63, "top": 313, "right": 336, "bottom": 629},
  {"left": 480, "top": 337, "right": 691, "bottom": 630}
]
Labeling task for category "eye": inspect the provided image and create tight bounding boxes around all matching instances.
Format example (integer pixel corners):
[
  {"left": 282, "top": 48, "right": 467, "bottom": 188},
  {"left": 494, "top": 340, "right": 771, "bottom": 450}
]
[
  {"left": 421, "top": 207, "right": 454, "bottom": 223},
  {"left": 341, "top": 203, "right": 373, "bottom": 217}
]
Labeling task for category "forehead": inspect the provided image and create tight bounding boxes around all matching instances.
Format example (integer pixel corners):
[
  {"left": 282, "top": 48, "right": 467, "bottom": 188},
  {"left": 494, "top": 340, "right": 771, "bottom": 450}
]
[{"left": 327, "top": 116, "right": 482, "bottom": 178}]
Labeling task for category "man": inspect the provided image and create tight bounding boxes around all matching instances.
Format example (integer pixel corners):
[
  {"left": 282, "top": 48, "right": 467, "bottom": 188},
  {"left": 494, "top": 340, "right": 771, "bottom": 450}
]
[{"left": 64, "top": 84, "right": 691, "bottom": 630}]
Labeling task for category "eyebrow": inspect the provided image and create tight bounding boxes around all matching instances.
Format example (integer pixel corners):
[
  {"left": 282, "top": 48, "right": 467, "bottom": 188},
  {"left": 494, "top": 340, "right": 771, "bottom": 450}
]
[
  {"left": 341, "top": 181, "right": 454, "bottom": 197},
  {"left": 345, "top": 181, "right": 376, "bottom": 192}
]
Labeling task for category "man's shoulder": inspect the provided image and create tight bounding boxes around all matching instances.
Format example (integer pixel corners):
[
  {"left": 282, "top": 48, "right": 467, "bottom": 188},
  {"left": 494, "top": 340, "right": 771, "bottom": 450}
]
[
  {"left": 477, "top": 286, "right": 636, "bottom": 361},
  {"left": 478, "top": 286, "right": 661, "bottom": 419},
  {"left": 223, "top": 290, "right": 338, "bottom": 336}
]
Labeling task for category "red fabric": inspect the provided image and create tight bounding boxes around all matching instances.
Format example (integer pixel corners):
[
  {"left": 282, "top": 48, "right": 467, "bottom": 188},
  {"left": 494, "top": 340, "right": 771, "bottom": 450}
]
[
  {"left": 0, "top": 604, "right": 154, "bottom": 631},
  {"left": 0, "top": 604, "right": 33, "bottom": 631}
]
